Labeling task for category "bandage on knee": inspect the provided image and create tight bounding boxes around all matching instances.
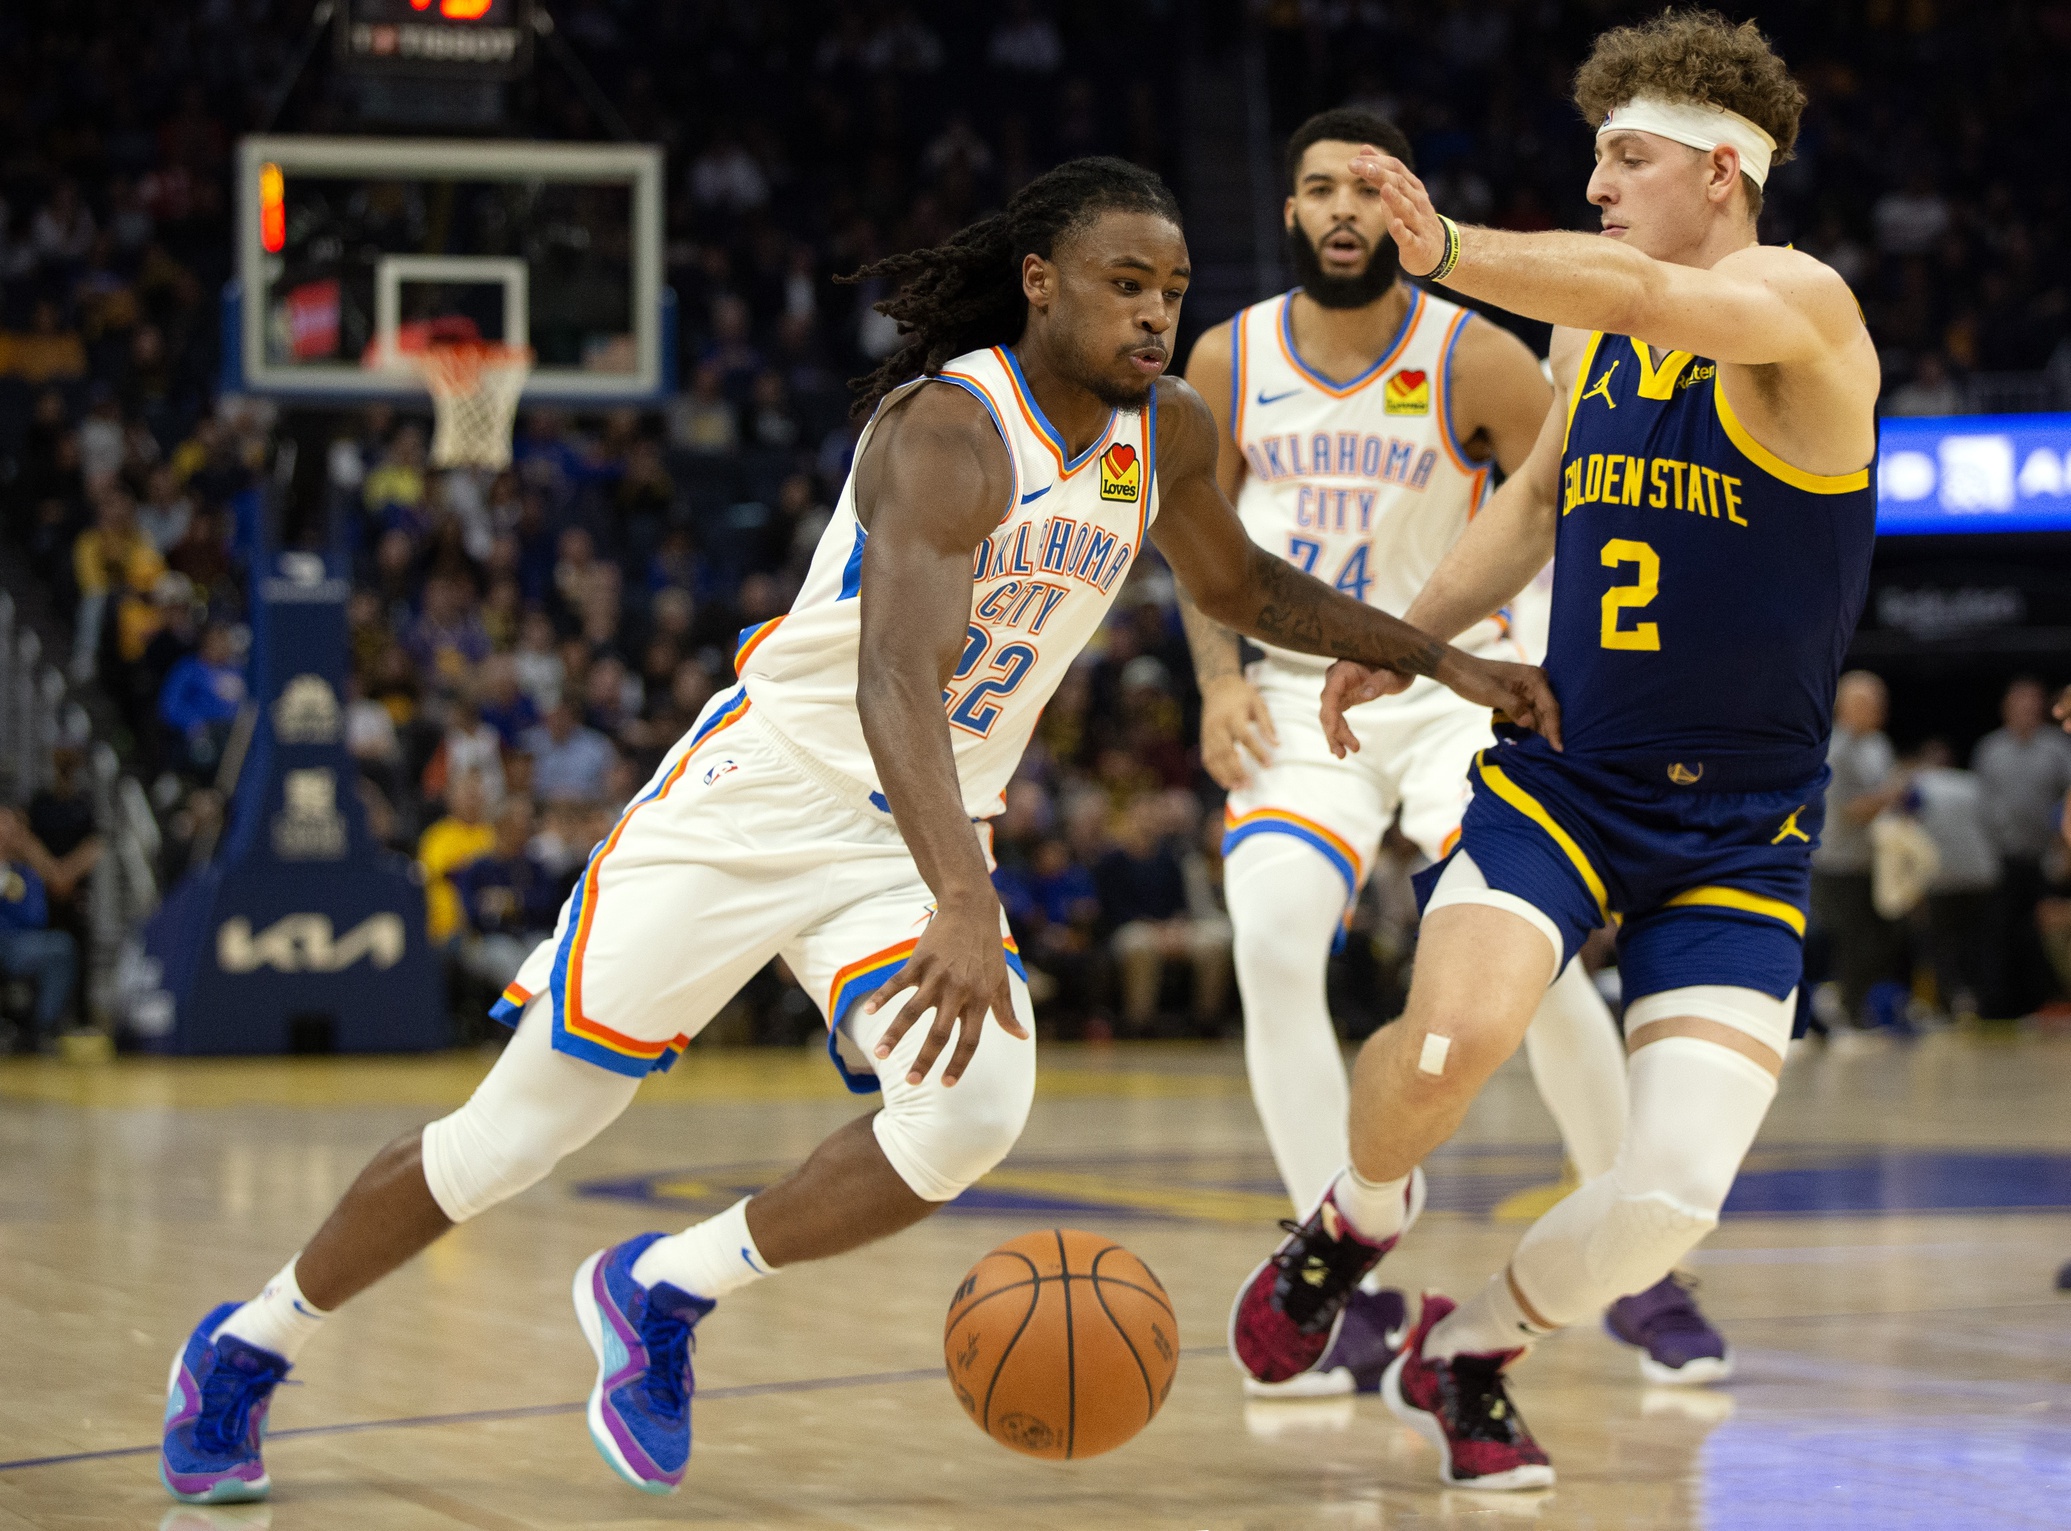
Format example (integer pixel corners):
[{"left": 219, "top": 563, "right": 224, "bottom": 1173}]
[{"left": 1417, "top": 1032, "right": 1452, "bottom": 1076}]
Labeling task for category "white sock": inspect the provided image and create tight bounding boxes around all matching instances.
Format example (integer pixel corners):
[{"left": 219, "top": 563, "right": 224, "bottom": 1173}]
[
  {"left": 1228, "top": 837, "right": 1356, "bottom": 1213},
  {"left": 215, "top": 1258, "right": 329, "bottom": 1364},
  {"left": 1522, "top": 957, "right": 1628, "bottom": 1182},
  {"left": 1427, "top": 1268, "right": 1553, "bottom": 1359},
  {"left": 1328, "top": 1165, "right": 1410, "bottom": 1244},
  {"left": 630, "top": 1197, "right": 774, "bottom": 1300}
]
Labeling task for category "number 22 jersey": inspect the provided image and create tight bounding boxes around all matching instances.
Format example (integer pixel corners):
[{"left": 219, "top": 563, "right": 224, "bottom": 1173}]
[
  {"left": 1546, "top": 332, "right": 1876, "bottom": 793},
  {"left": 737, "top": 344, "right": 1159, "bottom": 821}
]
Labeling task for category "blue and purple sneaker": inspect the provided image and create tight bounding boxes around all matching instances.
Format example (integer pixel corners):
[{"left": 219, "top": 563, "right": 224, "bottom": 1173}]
[
  {"left": 1605, "top": 1272, "right": 1733, "bottom": 1385},
  {"left": 159, "top": 1302, "right": 290, "bottom": 1503},
  {"left": 572, "top": 1233, "right": 716, "bottom": 1494}
]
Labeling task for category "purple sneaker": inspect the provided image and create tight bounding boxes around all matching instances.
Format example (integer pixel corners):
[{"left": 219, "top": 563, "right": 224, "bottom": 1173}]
[
  {"left": 1242, "top": 1286, "right": 1410, "bottom": 1398},
  {"left": 1605, "top": 1273, "right": 1732, "bottom": 1385},
  {"left": 572, "top": 1233, "right": 716, "bottom": 1494},
  {"left": 159, "top": 1303, "right": 289, "bottom": 1503}
]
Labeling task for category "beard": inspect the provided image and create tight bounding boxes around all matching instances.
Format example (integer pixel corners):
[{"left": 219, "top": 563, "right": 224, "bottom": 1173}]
[{"left": 1286, "top": 221, "right": 1401, "bottom": 309}]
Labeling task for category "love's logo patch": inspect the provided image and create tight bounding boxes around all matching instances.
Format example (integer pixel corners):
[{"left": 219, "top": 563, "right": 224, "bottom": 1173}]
[
  {"left": 1099, "top": 440, "right": 1141, "bottom": 502},
  {"left": 1384, "top": 369, "right": 1430, "bottom": 416}
]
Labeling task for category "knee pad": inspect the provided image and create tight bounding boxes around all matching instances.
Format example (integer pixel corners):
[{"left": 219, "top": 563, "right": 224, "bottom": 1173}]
[
  {"left": 1510, "top": 1175, "right": 1718, "bottom": 1328},
  {"left": 860, "top": 983, "right": 1037, "bottom": 1203},
  {"left": 421, "top": 999, "right": 639, "bottom": 1223}
]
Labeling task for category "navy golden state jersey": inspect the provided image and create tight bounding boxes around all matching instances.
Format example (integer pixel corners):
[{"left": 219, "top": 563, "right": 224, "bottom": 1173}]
[{"left": 1546, "top": 333, "right": 1876, "bottom": 793}]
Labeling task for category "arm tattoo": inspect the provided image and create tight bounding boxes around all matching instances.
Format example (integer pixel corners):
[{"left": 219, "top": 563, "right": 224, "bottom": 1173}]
[{"left": 1246, "top": 549, "right": 1447, "bottom": 676}]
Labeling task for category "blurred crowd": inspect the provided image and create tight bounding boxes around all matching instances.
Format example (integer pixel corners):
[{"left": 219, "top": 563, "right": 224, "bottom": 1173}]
[
  {"left": 2, "top": 0, "right": 2070, "bottom": 1051},
  {"left": 1259, "top": 0, "right": 2071, "bottom": 412},
  {"left": 1810, "top": 673, "right": 2071, "bottom": 1033}
]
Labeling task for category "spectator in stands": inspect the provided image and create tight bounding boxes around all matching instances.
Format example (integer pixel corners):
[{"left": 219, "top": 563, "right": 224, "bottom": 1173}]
[
  {"left": 476, "top": 652, "right": 539, "bottom": 747},
  {"left": 362, "top": 423, "right": 428, "bottom": 538},
  {"left": 1812, "top": 672, "right": 1910, "bottom": 1029},
  {"left": 667, "top": 362, "right": 738, "bottom": 456},
  {"left": 71, "top": 485, "right": 165, "bottom": 680},
  {"left": 416, "top": 769, "right": 496, "bottom": 949},
  {"left": 406, "top": 575, "right": 491, "bottom": 691},
  {"left": 996, "top": 835, "right": 1106, "bottom": 1029},
  {"left": 1974, "top": 678, "right": 2071, "bottom": 1017},
  {"left": 422, "top": 690, "right": 506, "bottom": 811},
  {"left": 1910, "top": 739, "right": 1998, "bottom": 1024},
  {"left": 523, "top": 699, "right": 615, "bottom": 806},
  {"left": 25, "top": 747, "right": 104, "bottom": 956},
  {"left": 157, "top": 621, "right": 246, "bottom": 779},
  {"left": 450, "top": 797, "right": 557, "bottom": 995},
  {"left": 0, "top": 807, "right": 77, "bottom": 1051},
  {"left": 1095, "top": 796, "right": 1232, "bottom": 1032},
  {"left": 135, "top": 464, "right": 193, "bottom": 554}
]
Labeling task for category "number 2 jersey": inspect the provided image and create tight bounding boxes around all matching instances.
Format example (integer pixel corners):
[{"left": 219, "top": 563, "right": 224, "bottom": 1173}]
[
  {"left": 1548, "top": 331, "right": 1876, "bottom": 792},
  {"left": 737, "top": 344, "right": 1159, "bottom": 820},
  {"left": 1229, "top": 286, "right": 1511, "bottom": 670}
]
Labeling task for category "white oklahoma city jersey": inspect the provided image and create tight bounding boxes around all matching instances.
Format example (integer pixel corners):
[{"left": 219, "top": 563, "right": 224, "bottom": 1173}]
[
  {"left": 1222, "top": 287, "right": 1535, "bottom": 875},
  {"left": 739, "top": 344, "right": 1158, "bottom": 820},
  {"left": 1230, "top": 285, "right": 1511, "bottom": 669}
]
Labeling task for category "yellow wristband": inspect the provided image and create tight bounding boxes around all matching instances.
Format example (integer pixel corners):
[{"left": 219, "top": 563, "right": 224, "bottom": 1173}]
[{"left": 1418, "top": 216, "right": 1462, "bottom": 283}]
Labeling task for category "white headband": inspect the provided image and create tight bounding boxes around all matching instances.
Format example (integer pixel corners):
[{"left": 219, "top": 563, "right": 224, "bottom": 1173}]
[{"left": 1597, "top": 94, "right": 1777, "bottom": 188}]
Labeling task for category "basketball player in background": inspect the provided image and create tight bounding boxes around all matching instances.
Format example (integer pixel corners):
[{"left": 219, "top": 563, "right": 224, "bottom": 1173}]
[
  {"left": 1231, "top": 10, "right": 1878, "bottom": 1488},
  {"left": 1187, "top": 107, "right": 1729, "bottom": 1399},
  {"left": 161, "top": 157, "right": 1561, "bottom": 1505}
]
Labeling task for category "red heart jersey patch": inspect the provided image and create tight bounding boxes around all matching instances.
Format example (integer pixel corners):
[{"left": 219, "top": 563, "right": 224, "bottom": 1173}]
[
  {"left": 1099, "top": 439, "right": 1141, "bottom": 502},
  {"left": 1384, "top": 368, "right": 1431, "bottom": 415}
]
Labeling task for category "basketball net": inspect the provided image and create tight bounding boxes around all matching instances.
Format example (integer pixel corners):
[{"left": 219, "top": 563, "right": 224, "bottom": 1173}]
[{"left": 416, "top": 341, "right": 533, "bottom": 471}]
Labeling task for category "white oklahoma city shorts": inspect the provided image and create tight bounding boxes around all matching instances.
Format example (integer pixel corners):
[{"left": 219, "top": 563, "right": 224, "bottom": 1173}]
[
  {"left": 493, "top": 685, "right": 1033, "bottom": 1088},
  {"left": 1221, "top": 658, "right": 1497, "bottom": 907}
]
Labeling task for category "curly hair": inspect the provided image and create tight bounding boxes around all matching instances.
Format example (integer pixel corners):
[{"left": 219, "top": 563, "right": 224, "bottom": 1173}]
[
  {"left": 839, "top": 156, "right": 1182, "bottom": 416},
  {"left": 1574, "top": 9, "right": 1805, "bottom": 215}
]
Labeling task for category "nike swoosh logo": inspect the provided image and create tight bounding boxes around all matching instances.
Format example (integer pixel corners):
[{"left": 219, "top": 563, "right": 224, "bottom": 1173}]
[
  {"left": 1256, "top": 388, "right": 1302, "bottom": 407},
  {"left": 1019, "top": 485, "right": 1051, "bottom": 504}
]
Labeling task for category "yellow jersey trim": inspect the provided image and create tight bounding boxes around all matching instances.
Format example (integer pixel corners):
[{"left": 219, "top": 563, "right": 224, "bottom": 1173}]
[
  {"left": 1664, "top": 884, "right": 1807, "bottom": 937},
  {"left": 1713, "top": 379, "right": 1871, "bottom": 494},
  {"left": 1561, "top": 331, "right": 1606, "bottom": 454},
  {"left": 1475, "top": 753, "right": 1617, "bottom": 924},
  {"left": 1630, "top": 339, "right": 1694, "bottom": 400}
]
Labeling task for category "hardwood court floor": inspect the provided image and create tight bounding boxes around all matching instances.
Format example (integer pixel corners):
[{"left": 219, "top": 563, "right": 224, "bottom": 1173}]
[{"left": 3, "top": 1030, "right": 2070, "bottom": 1528}]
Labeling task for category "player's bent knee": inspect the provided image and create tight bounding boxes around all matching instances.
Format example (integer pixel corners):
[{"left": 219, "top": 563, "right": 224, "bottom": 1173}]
[
  {"left": 872, "top": 1039, "right": 1035, "bottom": 1203},
  {"left": 421, "top": 1102, "right": 564, "bottom": 1224}
]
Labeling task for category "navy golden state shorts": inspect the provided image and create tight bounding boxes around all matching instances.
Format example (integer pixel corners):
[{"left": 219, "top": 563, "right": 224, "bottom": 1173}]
[{"left": 1412, "top": 730, "right": 1825, "bottom": 1005}]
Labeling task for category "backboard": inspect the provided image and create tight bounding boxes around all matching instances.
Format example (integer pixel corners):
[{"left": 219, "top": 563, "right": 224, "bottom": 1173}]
[{"left": 231, "top": 134, "right": 667, "bottom": 405}]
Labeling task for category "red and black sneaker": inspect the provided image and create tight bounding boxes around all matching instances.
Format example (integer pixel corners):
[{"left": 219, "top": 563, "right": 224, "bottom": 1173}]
[
  {"left": 1382, "top": 1293, "right": 1554, "bottom": 1491},
  {"left": 1228, "top": 1169, "right": 1424, "bottom": 1387}
]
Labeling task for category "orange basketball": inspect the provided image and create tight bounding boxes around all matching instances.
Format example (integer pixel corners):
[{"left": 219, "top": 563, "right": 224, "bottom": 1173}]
[{"left": 943, "top": 1228, "right": 1179, "bottom": 1460}]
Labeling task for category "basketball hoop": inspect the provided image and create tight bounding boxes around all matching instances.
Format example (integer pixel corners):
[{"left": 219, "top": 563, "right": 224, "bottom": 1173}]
[{"left": 416, "top": 341, "right": 533, "bottom": 471}]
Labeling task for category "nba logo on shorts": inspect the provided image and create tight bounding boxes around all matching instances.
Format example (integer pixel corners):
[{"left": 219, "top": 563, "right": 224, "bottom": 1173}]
[
  {"left": 703, "top": 758, "right": 738, "bottom": 785},
  {"left": 1384, "top": 369, "right": 1430, "bottom": 415},
  {"left": 1098, "top": 442, "right": 1140, "bottom": 502}
]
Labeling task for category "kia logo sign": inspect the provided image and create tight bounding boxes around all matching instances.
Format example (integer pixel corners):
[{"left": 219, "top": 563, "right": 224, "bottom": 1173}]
[{"left": 217, "top": 914, "right": 406, "bottom": 974}]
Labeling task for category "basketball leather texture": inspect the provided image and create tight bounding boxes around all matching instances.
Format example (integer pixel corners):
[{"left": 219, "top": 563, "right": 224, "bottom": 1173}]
[{"left": 943, "top": 1228, "right": 1179, "bottom": 1460}]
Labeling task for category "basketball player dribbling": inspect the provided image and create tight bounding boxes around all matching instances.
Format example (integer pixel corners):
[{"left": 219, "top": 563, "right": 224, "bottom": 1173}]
[
  {"left": 1231, "top": 11, "right": 1879, "bottom": 1489},
  {"left": 1185, "top": 107, "right": 1728, "bottom": 1399},
  {"left": 160, "top": 158, "right": 1563, "bottom": 1504}
]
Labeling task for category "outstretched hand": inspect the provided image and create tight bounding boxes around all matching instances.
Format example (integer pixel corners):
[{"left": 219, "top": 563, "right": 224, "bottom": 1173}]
[
  {"left": 1319, "top": 661, "right": 1413, "bottom": 758},
  {"left": 1441, "top": 655, "right": 1564, "bottom": 751},
  {"left": 863, "top": 903, "right": 1025, "bottom": 1087},
  {"left": 1348, "top": 146, "right": 1448, "bottom": 278}
]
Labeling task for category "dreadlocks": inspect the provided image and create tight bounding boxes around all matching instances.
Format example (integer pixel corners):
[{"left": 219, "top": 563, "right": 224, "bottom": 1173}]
[{"left": 841, "top": 156, "right": 1183, "bottom": 416}]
